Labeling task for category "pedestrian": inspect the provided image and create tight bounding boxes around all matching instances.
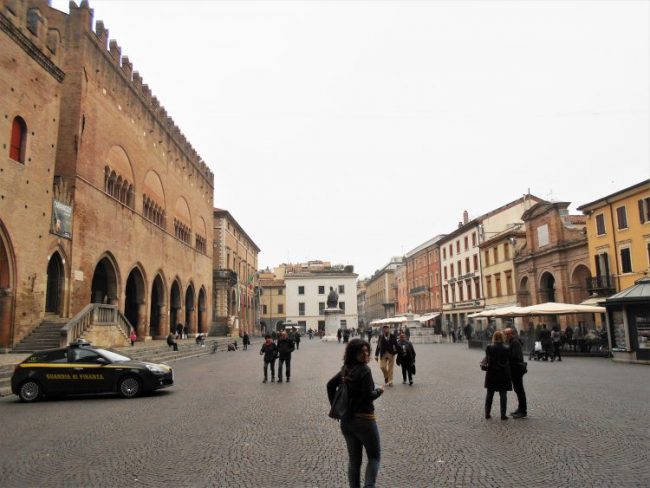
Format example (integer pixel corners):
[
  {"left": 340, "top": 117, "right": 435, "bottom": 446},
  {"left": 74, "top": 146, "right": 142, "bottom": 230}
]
[
  {"left": 260, "top": 335, "right": 278, "bottom": 383},
  {"left": 551, "top": 325, "right": 562, "bottom": 362},
  {"left": 539, "top": 324, "right": 552, "bottom": 361},
  {"left": 504, "top": 328, "right": 527, "bottom": 419},
  {"left": 337, "top": 328, "right": 342, "bottom": 343},
  {"left": 129, "top": 329, "right": 137, "bottom": 346},
  {"left": 308, "top": 329, "right": 313, "bottom": 340},
  {"left": 183, "top": 323, "right": 189, "bottom": 339},
  {"left": 271, "top": 330, "right": 278, "bottom": 343},
  {"left": 294, "top": 330, "right": 301, "bottom": 350},
  {"left": 166, "top": 331, "right": 178, "bottom": 351},
  {"left": 396, "top": 332, "right": 416, "bottom": 385},
  {"left": 343, "top": 328, "right": 350, "bottom": 343},
  {"left": 374, "top": 325, "right": 399, "bottom": 387},
  {"left": 195, "top": 333, "right": 206, "bottom": 346},
  {"left": 482, "top": 330, "right": 512, "bottom": 420},
  {"left": 176, "top": 322, "right": 183, "bottom": 339},
  {"left": 565, "top": 325, "right": 574, "bottom": 351},
  {"left": 277, "top": 331, "right": 295, "bottom": 383},
  {"left": 327, "top": 338, "right": 384, "bottom": 488},
  {"left": 243, "top": 332, "right": 250, "bottom": 350}
]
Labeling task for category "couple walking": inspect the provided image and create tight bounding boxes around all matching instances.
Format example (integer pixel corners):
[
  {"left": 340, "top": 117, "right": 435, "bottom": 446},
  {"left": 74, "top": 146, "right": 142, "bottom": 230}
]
[{"left": 374, "top": 325, "right": 416, "bottom": 386}]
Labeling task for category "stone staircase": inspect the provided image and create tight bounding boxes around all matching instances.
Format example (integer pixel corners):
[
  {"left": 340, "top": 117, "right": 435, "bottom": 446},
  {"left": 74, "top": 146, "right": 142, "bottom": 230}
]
[{"left": 11, "top": 317, "right": 68, "bottom": 353}]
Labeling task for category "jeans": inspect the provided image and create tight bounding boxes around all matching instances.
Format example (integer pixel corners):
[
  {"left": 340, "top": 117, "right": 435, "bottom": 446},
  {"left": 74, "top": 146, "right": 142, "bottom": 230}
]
[
  {"left": 263, "top": 359, "right": 276, "bottom": 380},
  {"left": 340, "top": 416, "right": 381, "bottom": 488},
  {"left": 278, "top": 357, "right": 291, "bottom": 380}
]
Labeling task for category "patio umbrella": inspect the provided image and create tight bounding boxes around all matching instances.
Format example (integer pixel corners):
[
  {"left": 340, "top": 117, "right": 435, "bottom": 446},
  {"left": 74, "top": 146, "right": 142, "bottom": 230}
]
[{"left": 515, "top": 302, "right": 605, "bottom": 316}]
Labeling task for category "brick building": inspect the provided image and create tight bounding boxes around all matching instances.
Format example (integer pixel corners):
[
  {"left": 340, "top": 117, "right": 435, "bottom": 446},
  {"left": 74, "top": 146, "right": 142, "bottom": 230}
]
[
  {"left": 514, "top": 201, "right": 592, "bottom": 330},
  {"left": 1, "top": 1, "right": 213, "bottom": 348},
  {"left": 404, "top": 235, "right": 445, "bottom": 318}
]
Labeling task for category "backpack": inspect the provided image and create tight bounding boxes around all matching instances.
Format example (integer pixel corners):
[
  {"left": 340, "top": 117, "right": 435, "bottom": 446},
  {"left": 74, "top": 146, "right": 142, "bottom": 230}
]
[{"left": 329, "top": 378, "right": 351, "bottom": 420}]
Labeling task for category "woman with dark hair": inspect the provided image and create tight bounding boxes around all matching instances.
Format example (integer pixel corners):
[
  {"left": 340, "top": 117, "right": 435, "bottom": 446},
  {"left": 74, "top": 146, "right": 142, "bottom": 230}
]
[
  {"left": 327, "top": 338, "right": 384, "bottom": 488},
  {"left": 483, "top": 330, "right": 512, "bottom": 420}
]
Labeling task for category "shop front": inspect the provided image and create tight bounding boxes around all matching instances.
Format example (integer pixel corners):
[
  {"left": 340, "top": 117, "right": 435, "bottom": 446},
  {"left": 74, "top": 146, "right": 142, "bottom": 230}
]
[{"left": 605, "top": 277, "right": 650, "bottom": 364}]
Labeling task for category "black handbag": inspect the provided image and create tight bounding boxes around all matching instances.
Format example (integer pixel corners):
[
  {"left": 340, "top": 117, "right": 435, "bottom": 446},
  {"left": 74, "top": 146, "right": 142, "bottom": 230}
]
[
  {"left": 329, "top": 381, "right": 350, "bottom": 420},
  {"left": 480, "top": 356, "right": 489, "bottom": 371}
]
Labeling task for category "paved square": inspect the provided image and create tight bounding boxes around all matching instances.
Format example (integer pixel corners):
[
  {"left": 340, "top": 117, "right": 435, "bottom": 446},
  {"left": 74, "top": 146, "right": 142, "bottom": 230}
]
[{"left": 0, "top": 340, "right": 648, "bottom": 487}]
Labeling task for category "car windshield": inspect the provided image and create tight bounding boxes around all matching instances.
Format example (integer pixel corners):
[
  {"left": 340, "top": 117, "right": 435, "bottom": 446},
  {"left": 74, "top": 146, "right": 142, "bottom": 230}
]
[{"left": 95, "top": 349, "right": 131, "bottom": 363}]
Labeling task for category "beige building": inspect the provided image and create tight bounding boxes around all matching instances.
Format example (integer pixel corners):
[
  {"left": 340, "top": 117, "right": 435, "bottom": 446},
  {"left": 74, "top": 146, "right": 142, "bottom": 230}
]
[
  {"left": 365, "top": 257, "right": 403, "bottom": 324},
  {"left": 212, "top": 209, "right": 259, "bottom": 335},
  {"left": 442, "top": 195, "right": 542, "bottom": 333}
]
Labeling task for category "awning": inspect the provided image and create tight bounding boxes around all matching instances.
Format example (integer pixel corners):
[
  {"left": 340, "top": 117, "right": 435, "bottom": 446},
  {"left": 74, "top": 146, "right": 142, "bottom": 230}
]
[
  {"left": 418, "top": 313, "right": 440, "bottom": 323},
  {"left": 517, "top": 302, "right": 605, "bottom": 315},
  {"left": 369, "top": 316, "right": 408, "bottom": 325},
  {"left": 580, "top": 296, "right": 607, "bottom": 306},
  {"left": 468, "top": 306, "right": 525, "bottom": 318}
]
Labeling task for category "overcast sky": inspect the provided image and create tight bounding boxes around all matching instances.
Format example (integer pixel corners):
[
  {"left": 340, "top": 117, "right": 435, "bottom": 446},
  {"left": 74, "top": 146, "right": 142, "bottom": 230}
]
[{"left": 51, "top": 0, "right": 650, "bottom": 279}]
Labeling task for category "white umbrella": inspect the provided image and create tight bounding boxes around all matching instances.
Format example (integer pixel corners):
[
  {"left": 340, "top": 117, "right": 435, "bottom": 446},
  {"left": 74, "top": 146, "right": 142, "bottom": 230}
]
[{"left": 517, "top": 302, "right": 605, "bottom": 315}]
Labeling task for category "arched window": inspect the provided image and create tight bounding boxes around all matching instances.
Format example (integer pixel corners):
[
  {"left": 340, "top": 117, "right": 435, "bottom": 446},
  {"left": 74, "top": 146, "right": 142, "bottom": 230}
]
[{"left": 9, "top": 116, "right": 27, "bottom": 163}]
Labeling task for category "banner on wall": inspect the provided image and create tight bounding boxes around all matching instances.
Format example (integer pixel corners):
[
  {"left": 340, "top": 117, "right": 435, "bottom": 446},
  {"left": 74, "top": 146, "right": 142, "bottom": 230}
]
[{"left": 51, "top": 200, "right": 72, "bottom": 239}]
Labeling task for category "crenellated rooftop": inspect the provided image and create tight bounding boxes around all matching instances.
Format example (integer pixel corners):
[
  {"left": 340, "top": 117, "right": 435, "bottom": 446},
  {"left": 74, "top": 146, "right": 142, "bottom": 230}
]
[{"left": 66, "top": 0, "right": 214, "bottom": 187}]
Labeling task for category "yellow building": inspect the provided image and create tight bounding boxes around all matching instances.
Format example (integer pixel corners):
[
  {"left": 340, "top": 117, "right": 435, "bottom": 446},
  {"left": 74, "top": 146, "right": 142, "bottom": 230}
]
[
  {"left": 258, "top": 271, "right": 286, "bottom": 333},
  {"left": 479, "top": 226, "right": 526, "bottom": 329},
  {"left": 577, "top": 179, "right": 650, "bottom": 296}
]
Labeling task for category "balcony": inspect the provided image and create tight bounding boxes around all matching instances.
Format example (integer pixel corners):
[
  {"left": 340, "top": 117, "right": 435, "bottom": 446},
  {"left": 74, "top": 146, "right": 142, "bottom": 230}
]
[
  {"left": 410, "top": 286, "right": 430, "bottom": 296},
  {"left": 213, "top": 269, "right": 238, "bottom": 285},
  {"left": 587, "top": 275, "right": 617, "bottom": 296}
]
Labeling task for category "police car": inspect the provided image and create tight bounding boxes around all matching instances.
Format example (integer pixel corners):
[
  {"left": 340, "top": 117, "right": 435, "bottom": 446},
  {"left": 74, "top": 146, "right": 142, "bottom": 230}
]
[{"left": 11, "top": 340, "right": 173, "bottom": 402}]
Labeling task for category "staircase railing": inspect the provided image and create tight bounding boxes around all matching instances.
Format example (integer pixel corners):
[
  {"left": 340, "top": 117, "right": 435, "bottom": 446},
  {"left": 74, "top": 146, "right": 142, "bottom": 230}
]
[{"left": 60, "top": 304, "right": 134, "bottom": 346}]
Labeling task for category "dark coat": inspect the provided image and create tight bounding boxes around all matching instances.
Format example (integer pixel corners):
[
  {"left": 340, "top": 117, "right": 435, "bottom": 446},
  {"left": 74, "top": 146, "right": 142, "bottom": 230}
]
[
  {"left": 484, "top": 343, "right": 512, "bottom": 392},
  {"left": 396, "top": 340, "right": 416, "bottom": 367},
  {"left": 327, "top": 363, "right": 383, "bottom": 416},
  {"left": 375, "top": 333, "right": 399, "bottom": 357},
  {"left": 508, "top": 337, "right": 525, "bottom": 377},
  {"left": 277, "top": 338, "right": 295, "bottom": 359},
  {"left": 260, "top": 342, "right": 278, "bottom": 362}
]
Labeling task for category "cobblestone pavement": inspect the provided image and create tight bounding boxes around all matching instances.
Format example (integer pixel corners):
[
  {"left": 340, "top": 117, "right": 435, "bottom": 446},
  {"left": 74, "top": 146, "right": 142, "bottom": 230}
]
[{"left": 1, "top": 340, "right": 648, "bottom": 487}]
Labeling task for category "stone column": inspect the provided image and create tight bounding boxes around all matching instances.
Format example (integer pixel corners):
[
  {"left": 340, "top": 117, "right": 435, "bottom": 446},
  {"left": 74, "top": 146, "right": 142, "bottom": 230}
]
[
  {"left": 157, "top": 304, "right": 167, "bottom": 338},
  {"left": 136, "top": 302, "right": 146, "bottom": 338}
]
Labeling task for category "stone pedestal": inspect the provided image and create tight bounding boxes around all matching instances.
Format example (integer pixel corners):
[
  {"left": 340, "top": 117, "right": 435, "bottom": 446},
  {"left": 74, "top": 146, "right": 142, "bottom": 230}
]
[{"left": 322, "top": 307, "right": 342, "bottom": 342}]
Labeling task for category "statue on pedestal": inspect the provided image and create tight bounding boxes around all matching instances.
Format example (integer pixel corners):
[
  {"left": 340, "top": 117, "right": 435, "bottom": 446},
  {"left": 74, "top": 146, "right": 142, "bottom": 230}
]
[{"left": 326, "top": 286, "right": 339, "bottom": 309}]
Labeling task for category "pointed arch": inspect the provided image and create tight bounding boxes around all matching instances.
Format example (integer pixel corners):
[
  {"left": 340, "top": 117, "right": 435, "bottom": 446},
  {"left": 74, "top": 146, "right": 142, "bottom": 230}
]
[
  {"left": 0, "top": 219, "right": 16, "bottom": 348},
  {"left": 198, "top": 285, "right": 207, "bottom": 333},
  {"left": 91, "top": 252, "right": 120, "bottom": 304}
]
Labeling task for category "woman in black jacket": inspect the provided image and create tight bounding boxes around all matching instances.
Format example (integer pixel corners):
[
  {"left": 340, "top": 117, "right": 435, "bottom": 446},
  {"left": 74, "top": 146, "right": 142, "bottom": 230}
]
[
  {"left": 483, "top": 330, "right": 512, "bottom": 420},
  {"left": 327, "top": 338, "right": 384, "bottom": 488}
]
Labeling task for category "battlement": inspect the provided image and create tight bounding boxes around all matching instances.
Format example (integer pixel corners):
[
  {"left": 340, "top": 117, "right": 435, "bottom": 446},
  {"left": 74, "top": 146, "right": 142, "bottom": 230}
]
[
  {"left": 1, "top": 0, "right": 65, "bottom": 81},
  {"left": 64, "top": 0, "right": 214, "bottom": 187}
]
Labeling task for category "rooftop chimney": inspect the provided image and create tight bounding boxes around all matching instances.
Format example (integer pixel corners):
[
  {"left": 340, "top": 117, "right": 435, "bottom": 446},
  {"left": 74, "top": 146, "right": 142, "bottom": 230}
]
[{"left": 463, "top": 210, "right": 469, "bottom": 225}]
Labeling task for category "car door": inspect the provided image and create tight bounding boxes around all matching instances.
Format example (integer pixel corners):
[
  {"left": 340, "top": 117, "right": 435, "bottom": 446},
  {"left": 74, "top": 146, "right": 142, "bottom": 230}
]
[
  {"left": 24, "top": 349, "right": 73, "bottom": 395},
  {"left": 68, "top": 348, "right": 113, "bottom": 393}
]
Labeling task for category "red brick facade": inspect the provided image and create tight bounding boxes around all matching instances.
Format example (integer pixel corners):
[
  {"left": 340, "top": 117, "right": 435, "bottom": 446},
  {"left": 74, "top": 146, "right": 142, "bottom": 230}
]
[{"left": 1, "top": 1, "right": 213, "bottom": 348}]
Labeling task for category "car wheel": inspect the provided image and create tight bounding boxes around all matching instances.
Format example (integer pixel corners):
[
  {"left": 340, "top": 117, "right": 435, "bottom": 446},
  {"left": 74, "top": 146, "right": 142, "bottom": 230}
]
[
  {"left": 118, "top": 376, "right": 142, "bottom": 398},
  {"left": 19, "top": 380, "right": 42, "bottom": 403}
]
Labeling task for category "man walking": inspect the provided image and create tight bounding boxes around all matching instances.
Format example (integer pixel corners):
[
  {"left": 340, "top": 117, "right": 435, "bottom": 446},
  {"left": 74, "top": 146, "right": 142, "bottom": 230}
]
[
  {"left": 375, "top": 325, "right": 399, "bottom": 386},
  {"left": 505, "top": 328, "right": 527, "bottom": 419},
  {"left": 277, "top": 331, "right": 295, "bottom": 383}
]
